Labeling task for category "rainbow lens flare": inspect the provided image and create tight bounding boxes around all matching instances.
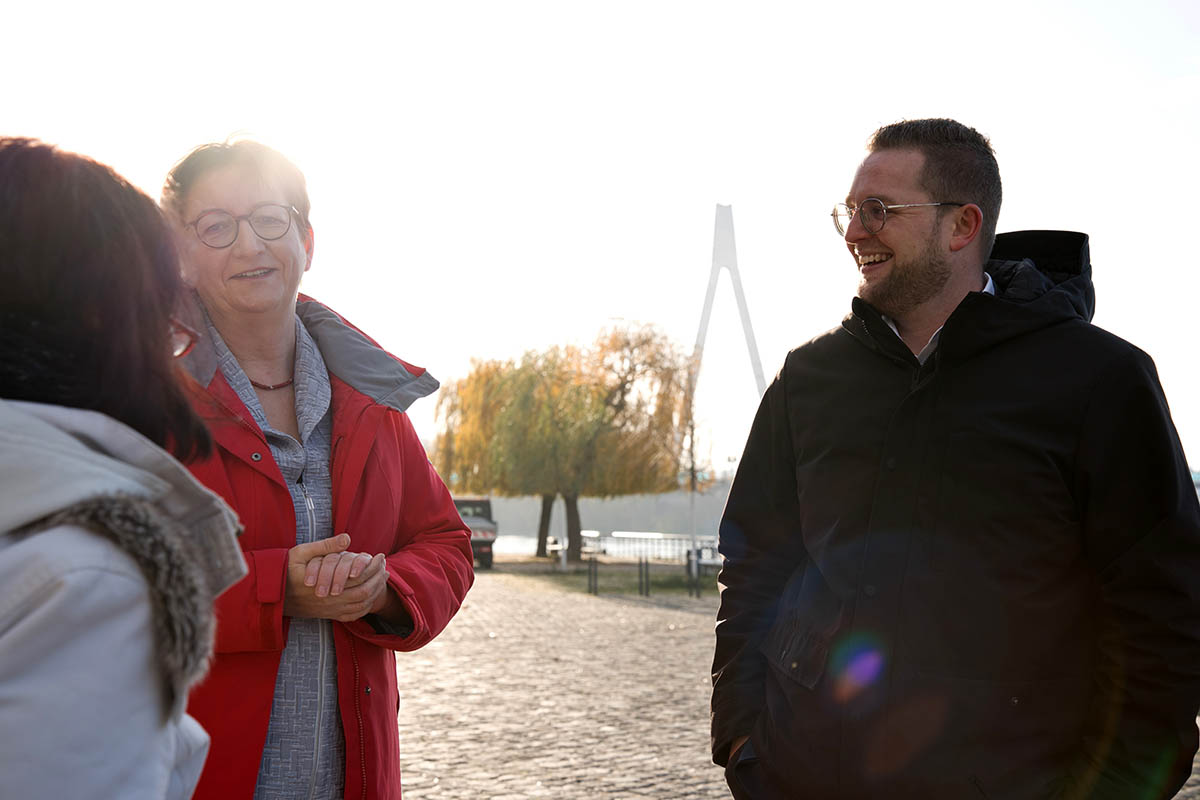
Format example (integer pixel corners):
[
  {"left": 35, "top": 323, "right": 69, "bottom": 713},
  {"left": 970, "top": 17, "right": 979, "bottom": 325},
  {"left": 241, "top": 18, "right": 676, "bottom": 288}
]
[{"left": 830, "top": 632, "right": 885, "bottom": 703}]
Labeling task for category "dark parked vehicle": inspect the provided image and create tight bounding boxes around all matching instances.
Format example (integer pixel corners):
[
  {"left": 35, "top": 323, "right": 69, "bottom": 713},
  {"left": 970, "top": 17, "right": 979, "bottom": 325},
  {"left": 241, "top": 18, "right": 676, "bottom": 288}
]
[{"left": 453, "top": 496, "right": 497, "bottom": 569}]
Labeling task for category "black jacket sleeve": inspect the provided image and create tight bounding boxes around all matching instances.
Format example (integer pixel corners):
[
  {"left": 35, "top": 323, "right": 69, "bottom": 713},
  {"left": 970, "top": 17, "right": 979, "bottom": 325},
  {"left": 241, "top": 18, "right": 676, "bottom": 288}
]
[
  {"left": 711, "top": 364, "right": 809, "bottom": 767},
  {"left": 1066, "top": 349, "right": 1200, "bottom": 799}
]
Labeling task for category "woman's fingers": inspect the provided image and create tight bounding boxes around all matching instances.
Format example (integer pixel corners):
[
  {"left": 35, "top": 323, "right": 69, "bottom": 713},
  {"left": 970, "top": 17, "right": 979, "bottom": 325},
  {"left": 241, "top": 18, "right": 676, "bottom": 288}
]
[
  {"left": 288, "top": 537, "right": 389, "bottom": 618},
  {"left": 344, "top": 553, "right": 386, "bottom": 588},
  {"left": 346, "top": 552, "right": 373, "bottom": 582},
  {"left": 310, "top": 551, "right": 384, "bottom": 596},
  {"left": 293, "top": 533, "right": 350, "bottom": 564},
  {"left": 296, "top": 534, "right": 351, "bottom": 588},
  {"left": 330, "top": 553, "right": 372, "bottom": 596},
  {"left": 314, "top": 552, "right": 345, "bottom": 597}
]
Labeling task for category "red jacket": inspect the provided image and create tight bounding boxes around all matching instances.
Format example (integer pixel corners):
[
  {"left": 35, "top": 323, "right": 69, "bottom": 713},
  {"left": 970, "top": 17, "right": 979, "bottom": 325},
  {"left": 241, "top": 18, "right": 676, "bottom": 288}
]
[{"left": 180, "top": 296, "right": 473, "bottom": 799}]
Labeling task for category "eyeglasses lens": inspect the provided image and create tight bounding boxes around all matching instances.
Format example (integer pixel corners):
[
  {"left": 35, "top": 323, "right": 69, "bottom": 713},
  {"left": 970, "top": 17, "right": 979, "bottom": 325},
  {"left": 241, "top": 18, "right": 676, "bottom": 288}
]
[
  {"left": 195, "top": 211, "right": 238, "bottom": 248},
  {"left": 169, "top": 320, "right": 197, "bottom": 359},
  {"left": 833, "top": 199, "right": 889, "bottom": 236},
  {"left": 249, "top": 206, "right": 291, "bottom": 240},
  {"left": 833, "top": 204, "right": 852, "bottom": 235},
  {"left": 170, "top": 332, "right": 192, "bottom": 358},
  {"left": 859, "top": 199, "right": 886, "bottom": 234}
]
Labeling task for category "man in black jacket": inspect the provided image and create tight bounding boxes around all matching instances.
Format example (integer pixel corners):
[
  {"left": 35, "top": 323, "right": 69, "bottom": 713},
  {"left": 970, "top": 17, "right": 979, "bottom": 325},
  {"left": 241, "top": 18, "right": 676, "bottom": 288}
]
[{"left": 712, "top": 118, "right": 1200, "bottom": 799}]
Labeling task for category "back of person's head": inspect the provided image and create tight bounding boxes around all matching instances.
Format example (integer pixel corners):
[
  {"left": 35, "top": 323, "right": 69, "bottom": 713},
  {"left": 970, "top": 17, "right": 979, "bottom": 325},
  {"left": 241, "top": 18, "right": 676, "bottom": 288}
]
[
  {"left": 162, "top": 139, "right": 312, "bottom": 233},
  {"left": 869, "top": 118, "right": 1002, "bottom": 256},
  {"left": 0, "top": 137, "right": 211, "bottom": 460}
]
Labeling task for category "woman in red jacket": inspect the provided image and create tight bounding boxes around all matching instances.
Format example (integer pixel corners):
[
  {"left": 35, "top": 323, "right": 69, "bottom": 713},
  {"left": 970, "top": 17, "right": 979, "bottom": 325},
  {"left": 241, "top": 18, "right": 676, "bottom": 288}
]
[{"left": 163, "top": 140, "right": 474, "bottom": 800}]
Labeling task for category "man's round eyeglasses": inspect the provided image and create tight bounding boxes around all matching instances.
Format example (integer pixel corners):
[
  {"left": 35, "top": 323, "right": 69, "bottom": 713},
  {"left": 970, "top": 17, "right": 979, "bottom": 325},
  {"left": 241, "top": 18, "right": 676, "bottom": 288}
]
[
  {"left": 832, "top": 198, "right": 966, "bottom": 236},
  {"left": 187, "top": 203, "right": 298, "bottom": 249}
]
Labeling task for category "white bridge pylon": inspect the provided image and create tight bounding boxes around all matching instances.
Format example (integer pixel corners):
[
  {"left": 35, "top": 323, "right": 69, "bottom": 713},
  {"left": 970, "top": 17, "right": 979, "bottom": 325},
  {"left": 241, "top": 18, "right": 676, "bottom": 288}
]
[{"left": 690, "top": 204, "right": 766, "bottom": 400}]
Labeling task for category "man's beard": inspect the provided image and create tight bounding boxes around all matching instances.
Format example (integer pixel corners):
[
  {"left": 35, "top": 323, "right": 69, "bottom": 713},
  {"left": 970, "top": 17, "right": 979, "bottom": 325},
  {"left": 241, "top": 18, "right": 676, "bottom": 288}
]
[{"left": 857, "top": 235, "right": 952, "bottom": 319}]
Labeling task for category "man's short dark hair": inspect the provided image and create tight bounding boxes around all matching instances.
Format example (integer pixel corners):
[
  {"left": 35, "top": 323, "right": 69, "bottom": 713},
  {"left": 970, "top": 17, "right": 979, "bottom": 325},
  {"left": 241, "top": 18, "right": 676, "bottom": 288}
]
[{"left": 869, "top": 118, "right": 1002, "bottom": 256}]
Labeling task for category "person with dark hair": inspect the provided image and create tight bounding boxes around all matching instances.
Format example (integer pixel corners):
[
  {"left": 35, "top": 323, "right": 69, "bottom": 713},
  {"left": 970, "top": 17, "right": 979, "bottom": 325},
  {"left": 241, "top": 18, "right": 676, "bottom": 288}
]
[
  {"left": 0, "top": 138, "right": 246, "bottom": 798},
  {"left": 712, "top": 118, "right": 1200, "bottom": 798},
  {"left": 161, "top": 139, "right": 473, "bottom": 800}
]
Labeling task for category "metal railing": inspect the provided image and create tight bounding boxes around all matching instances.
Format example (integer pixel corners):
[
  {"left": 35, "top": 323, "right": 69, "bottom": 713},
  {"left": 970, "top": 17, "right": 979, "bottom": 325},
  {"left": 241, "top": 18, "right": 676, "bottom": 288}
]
[
  {"left": 585, "top": 530, "right": 718, "bottom": 562},
  {"left": 549, "top": 530, "right": 718, "bottom": 562}
]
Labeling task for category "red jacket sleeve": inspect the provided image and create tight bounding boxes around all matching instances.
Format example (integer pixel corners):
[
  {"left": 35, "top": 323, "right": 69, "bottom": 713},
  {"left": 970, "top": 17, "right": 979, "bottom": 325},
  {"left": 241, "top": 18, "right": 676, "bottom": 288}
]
[{"left": 342, "top": 412, "right": 474, "bottom": 651}]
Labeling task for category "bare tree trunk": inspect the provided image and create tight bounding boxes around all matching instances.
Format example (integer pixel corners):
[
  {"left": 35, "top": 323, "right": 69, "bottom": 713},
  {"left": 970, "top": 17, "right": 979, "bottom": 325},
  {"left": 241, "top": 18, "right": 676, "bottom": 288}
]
[
  {"left": 564, "top": 493, "right": 583, "bottom": 562},
  {"left": 536, "top": 493, "right": 555, "bottom": 558}
]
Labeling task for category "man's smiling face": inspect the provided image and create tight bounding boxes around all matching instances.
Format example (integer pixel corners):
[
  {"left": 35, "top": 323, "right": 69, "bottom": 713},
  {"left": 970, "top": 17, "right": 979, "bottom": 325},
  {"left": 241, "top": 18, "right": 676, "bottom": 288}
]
[{"left": 844, "top": 148, "right": 952, "bottom": 319}]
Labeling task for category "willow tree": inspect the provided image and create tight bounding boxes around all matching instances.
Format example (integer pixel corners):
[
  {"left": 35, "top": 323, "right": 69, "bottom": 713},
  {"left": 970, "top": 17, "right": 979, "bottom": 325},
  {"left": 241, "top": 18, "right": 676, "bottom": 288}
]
[
  {"left": 434, "top": 357, "right": 562, "bottom": 556},
  {"left": 432, "top": 358, "right": 508, "bottom": 493},
  {"left": 434, "top": 324, "right": 692, "bottom": 562}
]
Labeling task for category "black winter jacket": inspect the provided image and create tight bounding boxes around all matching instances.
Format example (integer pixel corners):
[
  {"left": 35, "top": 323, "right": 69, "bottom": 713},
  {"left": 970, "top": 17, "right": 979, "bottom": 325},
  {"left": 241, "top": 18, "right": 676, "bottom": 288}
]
[{"left": 712, "top": 230, "right": 1200, "bottom": 799}]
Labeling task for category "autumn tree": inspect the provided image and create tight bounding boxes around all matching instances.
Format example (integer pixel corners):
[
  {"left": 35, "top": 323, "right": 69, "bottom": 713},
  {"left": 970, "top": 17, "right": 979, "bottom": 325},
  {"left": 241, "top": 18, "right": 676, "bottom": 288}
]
[
  {"left": 433, "top": 324, "right": 693, "bottom": 561},
  {"left": 432, "top": 358, "right": 508, "bottom": 492},
  {"left": 434, "top": 356, "right": 563, "bottom": 556}
]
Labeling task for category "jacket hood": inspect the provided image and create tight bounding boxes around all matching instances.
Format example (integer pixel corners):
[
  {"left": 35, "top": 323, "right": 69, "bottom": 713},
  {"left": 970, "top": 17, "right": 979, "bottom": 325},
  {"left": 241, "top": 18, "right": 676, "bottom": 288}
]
[
  {"left": 845, "top": 230, "right": 1094, "bottom": 364},
  {"left": 986, "top": 230, "right": 1093, "bottom": 322},
  {"left": 179, "top": 293, "right": 439, "bottom": 414},
  {"left": 0, "top": 399, "right": 245, "bottom": 592}
]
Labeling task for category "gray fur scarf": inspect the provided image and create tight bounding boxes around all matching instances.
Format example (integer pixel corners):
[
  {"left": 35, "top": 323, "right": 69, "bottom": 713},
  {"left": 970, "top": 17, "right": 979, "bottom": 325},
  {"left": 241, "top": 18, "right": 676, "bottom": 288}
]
[{"left": 21, "top": 494, "right": 216, "bottom": 717}]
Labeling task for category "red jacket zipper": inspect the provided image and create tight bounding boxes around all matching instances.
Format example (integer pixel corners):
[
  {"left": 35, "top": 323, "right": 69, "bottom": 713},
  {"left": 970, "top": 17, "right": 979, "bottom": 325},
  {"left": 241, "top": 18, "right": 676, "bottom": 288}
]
[{"left": 350, "top": 638, "right": 367, "bottom": 799}]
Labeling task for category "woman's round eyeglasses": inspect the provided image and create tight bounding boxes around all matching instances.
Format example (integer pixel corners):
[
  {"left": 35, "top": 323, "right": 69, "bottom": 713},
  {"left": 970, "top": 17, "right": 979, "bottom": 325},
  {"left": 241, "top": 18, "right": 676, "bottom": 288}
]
[
  {"left": 832, "top": 198, "right": 966, "bottom": 236},
  {"left": 187, "top": 203, "right": 298, "bottom": 249}
]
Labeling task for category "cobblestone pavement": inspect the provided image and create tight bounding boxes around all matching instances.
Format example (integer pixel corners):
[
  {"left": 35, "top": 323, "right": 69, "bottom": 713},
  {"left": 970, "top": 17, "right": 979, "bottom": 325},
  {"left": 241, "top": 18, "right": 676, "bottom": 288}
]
[
  {"left": 395, "top": 565, "right": 1200, "bottom": 799},
  {"left": 396, "top": 568, "right": 726, "bottom": 799},
  {"left": 1181, "top": 753, "right": 1200, "bottom": 798}
]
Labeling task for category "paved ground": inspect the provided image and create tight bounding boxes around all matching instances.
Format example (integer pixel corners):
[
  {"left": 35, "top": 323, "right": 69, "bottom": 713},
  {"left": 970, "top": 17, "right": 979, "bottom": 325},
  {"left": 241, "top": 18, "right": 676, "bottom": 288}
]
[
  {"left": 396, "top": 565, "right": 726, "bottom": 799},
  {"left": 395, "top": 561, "right": 1200, "bottom": 799}
]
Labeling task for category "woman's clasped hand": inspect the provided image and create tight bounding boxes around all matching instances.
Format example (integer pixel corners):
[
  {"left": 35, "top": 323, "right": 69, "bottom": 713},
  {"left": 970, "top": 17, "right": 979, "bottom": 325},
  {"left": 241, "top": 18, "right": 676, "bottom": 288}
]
[{"left": 285, "top": 534, "right": 390, "bottom": 622}]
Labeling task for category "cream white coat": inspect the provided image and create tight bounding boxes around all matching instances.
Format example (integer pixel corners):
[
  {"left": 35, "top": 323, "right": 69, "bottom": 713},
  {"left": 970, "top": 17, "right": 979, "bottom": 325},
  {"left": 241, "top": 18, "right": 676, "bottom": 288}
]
[{"left": 0, "top": 399, "right": 244, "bottom": 799}]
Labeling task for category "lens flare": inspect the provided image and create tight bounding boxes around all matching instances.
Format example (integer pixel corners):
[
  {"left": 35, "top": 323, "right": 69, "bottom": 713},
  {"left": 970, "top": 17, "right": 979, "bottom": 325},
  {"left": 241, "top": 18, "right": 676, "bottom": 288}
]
[{"left": 830, "top": 632, "right": 885, "bottom": 703}]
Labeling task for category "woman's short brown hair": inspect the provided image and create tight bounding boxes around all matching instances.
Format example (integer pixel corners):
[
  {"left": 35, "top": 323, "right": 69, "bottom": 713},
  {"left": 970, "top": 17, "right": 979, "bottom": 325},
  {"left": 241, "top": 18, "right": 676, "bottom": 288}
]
[{"left": 162, "top": 139, "right": 312, "bottom": 234}]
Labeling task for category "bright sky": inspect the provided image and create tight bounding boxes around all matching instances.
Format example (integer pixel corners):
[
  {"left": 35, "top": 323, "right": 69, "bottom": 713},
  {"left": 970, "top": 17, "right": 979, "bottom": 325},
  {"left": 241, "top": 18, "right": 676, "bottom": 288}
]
[{"left": 8, "top": 0, "right": 1199, "bottom": 472}]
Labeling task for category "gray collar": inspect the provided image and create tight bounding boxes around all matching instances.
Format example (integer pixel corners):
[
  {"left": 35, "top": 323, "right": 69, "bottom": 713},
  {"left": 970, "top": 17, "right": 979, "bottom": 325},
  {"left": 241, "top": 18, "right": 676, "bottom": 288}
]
[{"left": 178, "top": 293, "right": 439, "bottom": 413}]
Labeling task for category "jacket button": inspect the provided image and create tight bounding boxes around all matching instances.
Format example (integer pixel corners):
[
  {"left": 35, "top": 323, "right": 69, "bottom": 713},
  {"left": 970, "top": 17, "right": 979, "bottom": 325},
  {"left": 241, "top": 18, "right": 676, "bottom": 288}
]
[
  {"left": 251, "top": 452, "right": 263, "bottom": 462},
  {"left": 864, "top": 584, "right": 878, "bottom": 596},
  {"left": 790, "top": 661, "right": 798, "bottom": 670},
  {"left": 1009, "top": 696, "right": 1019, "bottom": 706},
  {"left": 365, "top": 686, "right": 372, "bottom": 695},
  {"left": 885, "top": 456, "right": 897, "bottom": 470}
]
